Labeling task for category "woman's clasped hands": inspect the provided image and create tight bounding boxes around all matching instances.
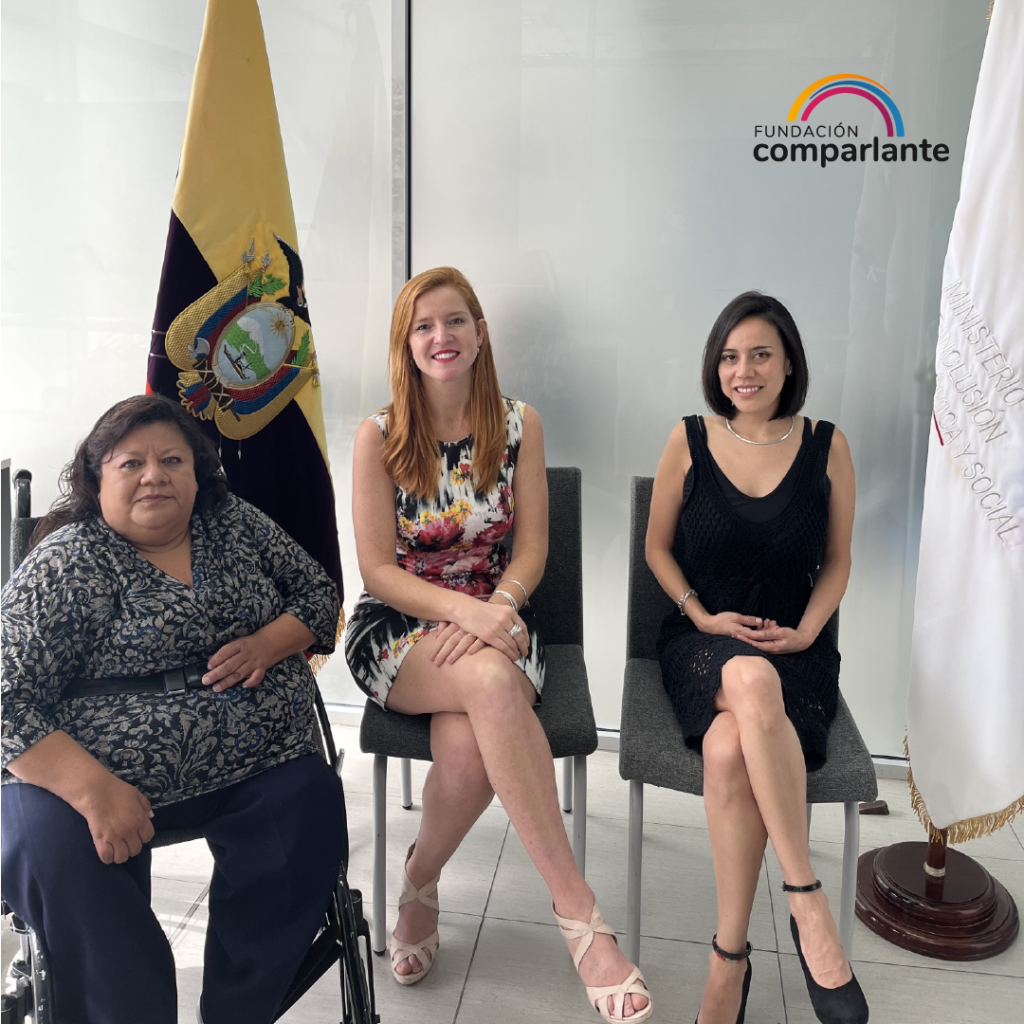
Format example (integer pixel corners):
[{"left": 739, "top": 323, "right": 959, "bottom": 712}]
[
  {"left": 695, "top": 609, "right": 815, "bottom": 654},
  {"left": 431, "top": 594, "right": 529, "bottom": 666}
]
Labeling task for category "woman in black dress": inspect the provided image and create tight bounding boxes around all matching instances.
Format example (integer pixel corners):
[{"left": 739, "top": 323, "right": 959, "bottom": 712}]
[{"left": 646, "top": 293, "right": 868, "bottom": 1024}]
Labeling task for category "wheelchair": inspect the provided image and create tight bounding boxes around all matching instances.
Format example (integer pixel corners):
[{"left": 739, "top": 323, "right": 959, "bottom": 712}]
[{"left": 1, "top": 469, "right": 379, "bottom": 1024}]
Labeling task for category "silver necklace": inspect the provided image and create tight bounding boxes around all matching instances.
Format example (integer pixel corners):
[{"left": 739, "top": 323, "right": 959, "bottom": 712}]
[{"left": 726, "top": 415, "right": 795, "bottom": 446}]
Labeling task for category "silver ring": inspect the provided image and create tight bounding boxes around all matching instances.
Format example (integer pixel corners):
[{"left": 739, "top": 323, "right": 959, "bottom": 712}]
[{"left": 509, "top": 623, "right": 522, "bottom": 637}]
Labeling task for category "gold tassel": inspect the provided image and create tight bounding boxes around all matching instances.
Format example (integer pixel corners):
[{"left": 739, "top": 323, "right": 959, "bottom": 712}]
[
  {"left": 905, "top": 736, "right": 1024, "bottom": 843},
  {"left": 307, "top": 609, "right": 346, "bottom": 677}
]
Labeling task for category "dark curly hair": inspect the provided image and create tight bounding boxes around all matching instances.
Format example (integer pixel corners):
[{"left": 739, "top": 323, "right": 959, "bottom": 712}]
[
  {"left": 701, "top": 291, "right": 809, "bottom": 420},
  {"left": 31, "top": 394, "right": 228, "bottom": 548}
]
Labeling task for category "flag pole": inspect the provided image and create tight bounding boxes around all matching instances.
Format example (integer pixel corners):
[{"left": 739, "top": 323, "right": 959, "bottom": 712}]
[{"left": 923, "top": 828, "right": 947, "bottom": 883}]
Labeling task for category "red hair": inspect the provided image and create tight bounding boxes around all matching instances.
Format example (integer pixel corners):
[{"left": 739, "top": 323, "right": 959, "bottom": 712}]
[{"left": 382, "top": 267, "right": 506, "bottom": 498}]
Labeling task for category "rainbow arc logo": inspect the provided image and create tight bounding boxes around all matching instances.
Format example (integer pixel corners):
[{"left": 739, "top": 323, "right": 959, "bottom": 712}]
[{"left": 788, "top": 74, "right": 904, "bottom": 138}]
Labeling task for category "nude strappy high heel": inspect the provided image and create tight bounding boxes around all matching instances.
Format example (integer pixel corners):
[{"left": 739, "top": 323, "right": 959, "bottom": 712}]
[
  {"left": 554, "top": 903, "right": 654, "bottom": 1022},
  {"left": 389, "top": 846, "right": 440, "bottom": 986}
]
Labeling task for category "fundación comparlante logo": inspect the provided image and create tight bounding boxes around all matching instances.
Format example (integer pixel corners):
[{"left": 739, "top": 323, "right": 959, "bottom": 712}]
[{"left": 753, "top": 74, "right": 950, "bottom": 167}]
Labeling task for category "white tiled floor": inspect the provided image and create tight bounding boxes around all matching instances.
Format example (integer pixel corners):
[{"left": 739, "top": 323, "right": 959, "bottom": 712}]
[{"left": 5, "top": 725, "right": 1023, "bottom": 1022}]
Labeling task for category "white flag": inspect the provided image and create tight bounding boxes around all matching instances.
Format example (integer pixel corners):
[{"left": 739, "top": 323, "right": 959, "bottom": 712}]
[{"left": 906, "top": 0, "right": 1024, "bottom": 842}]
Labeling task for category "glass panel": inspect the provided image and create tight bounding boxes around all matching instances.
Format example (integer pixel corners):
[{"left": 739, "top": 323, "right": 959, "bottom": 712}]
[
  {"left": 411, "top": 0, "right": 988, "bottom": 751},
  {"left": 0, "top": 0, "right": 394, "bottom": 704}
]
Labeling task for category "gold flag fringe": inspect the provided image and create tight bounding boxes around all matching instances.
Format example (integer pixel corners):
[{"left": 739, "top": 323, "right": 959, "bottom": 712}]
[
  {"left": 307, "top": 609, "right": 346, "bottom": 677},
  {"left": 905, "top": 736, "right": 1024, "bottom": 844}
]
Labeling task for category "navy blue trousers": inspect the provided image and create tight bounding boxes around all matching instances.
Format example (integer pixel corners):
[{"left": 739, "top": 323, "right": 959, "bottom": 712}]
[{"left": 1, "top": 753, "right": 347, "bottom": 1024}]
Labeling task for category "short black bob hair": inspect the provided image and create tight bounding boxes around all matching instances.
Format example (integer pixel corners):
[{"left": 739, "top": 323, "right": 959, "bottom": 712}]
[
  {"left": 31, "top": 394, "right": 228, "bottom": 548},
  {"left": 701, "top": 291, "right": 809, "bottom": 420}
]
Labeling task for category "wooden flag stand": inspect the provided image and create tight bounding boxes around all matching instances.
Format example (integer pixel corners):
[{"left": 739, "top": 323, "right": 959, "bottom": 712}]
[{"left": 856, "top": 829, "right": 1019, "bottom": 959}]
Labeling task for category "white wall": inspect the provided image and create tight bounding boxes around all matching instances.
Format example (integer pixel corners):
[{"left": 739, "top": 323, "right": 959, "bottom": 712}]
[
  {"left": 0, "top": 0, "right": 394, "bottom": 704},
  {"left": 409, "top": 0, "right": 989, "bottom": 751}
]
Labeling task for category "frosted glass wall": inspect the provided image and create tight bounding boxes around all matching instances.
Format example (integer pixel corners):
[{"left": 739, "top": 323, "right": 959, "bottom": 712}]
[
  {"left": 0, "top": 0, "right": 394, "bottom": 703},
  {"left": 1, "top": 1, "right": 992, "bottom": 736},
  {"left": 410, "top": 0, "right": 989, "bottom": 752}
]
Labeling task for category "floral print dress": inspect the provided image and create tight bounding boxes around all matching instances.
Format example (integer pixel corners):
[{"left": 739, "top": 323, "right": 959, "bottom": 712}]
[{"left": 345, "top": 398, "right": 545, "bottom": 708}]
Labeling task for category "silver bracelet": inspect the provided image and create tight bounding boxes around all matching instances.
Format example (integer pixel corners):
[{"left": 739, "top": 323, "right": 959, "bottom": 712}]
[
  {"left": 677, "top": 588, "right": 698, "bottom": 616},
  {"left": 493, "top": 589, "right": 519, "bottom": 612},
  {"left": 502, "top": 578, "right": 529, "bottom": 606}
]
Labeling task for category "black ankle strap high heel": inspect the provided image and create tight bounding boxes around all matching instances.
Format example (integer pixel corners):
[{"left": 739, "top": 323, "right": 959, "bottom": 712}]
[
  {"left": 781, "top": 879, "right": 823, "bottom": 893},
  {"left": 783, "top": 880, "right": 869, "bottom": 1024},
  {"left": 695, "top": 935, "right": 752, "bottom": 1024}
]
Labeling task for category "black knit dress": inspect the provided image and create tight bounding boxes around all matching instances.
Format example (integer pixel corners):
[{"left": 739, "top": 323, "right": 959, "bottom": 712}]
[{"left": 657, "top": 416, "right": 840, "bottom": 770}]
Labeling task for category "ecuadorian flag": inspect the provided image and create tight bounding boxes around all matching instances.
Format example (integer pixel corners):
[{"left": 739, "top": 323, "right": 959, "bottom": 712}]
[{"left": 148, "top": 0, "right": 343, "bottom": 610}]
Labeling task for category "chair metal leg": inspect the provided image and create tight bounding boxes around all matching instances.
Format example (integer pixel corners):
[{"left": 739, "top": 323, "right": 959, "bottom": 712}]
[
  {"left": 400, "top": 757, "right": 413, "bottom": 810},
  {"left": 372, "top": 755, "right": 388, "bottom": 954},
  {"left": 626, "top": 779, "right": 644, "bottom": 966},
  {"left": 572, "top": 755, "right": 587, "bottom": 876},
  {"left": 561, "top": 757, "right": 573, "bottom": 813},
  {"left": 840, "top": 801, "right": 859, "bottom": 958}
]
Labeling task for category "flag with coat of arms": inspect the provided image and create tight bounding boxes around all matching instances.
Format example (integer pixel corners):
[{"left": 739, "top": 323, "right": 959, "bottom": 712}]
[{"left": 148, "top": 0, "right": 343, "bottom": 620}]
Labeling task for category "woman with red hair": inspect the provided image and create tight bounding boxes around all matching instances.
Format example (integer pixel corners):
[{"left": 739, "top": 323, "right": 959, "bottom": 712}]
[{"left": 346, "top": 267, "right": 651, "bottom": 1022}]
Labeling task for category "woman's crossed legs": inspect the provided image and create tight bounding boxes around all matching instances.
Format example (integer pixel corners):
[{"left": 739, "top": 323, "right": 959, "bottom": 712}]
[
  {"left": 697, "top": 655, "right": 850, "bottom": 1024},
  {"left": 386, "top": 632, "right": 648, "bottom": 1017}
]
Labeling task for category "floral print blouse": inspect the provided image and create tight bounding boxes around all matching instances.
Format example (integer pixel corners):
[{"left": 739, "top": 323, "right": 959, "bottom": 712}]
[{"left": 0, "top": 496, "right": 340, "bottom": 808}]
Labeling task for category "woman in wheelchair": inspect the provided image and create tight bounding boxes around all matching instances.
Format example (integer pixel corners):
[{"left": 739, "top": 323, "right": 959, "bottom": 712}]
[
  {"left": 0, "top": 395, "right": 348, "bottom": 1024},
  {"left": 645, "top": 293, "right": 867, "bottom": 1024},
  {"left": 345, "top": 267, "right": 651, "bottom": 1021}
]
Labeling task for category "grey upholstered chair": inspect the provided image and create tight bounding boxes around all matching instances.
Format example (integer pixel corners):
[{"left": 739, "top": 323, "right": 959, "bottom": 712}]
[
  {"left": 359, "top": 466, "right": 598, "bottom": 954},
  {"left": 618, "top": 476, "right": 876, "bottom": 965}
]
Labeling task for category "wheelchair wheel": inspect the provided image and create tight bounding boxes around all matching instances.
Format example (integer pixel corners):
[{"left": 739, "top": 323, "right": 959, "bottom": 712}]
[
  {"left": 273, "top": 862, "right": 378, "bottom": 1024},
  {"left": 2, "top": 912, "right": 54, "bottom": 1024},
  {"left": 333, "top": 879, "right": 378, "bottom": 1024}
]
